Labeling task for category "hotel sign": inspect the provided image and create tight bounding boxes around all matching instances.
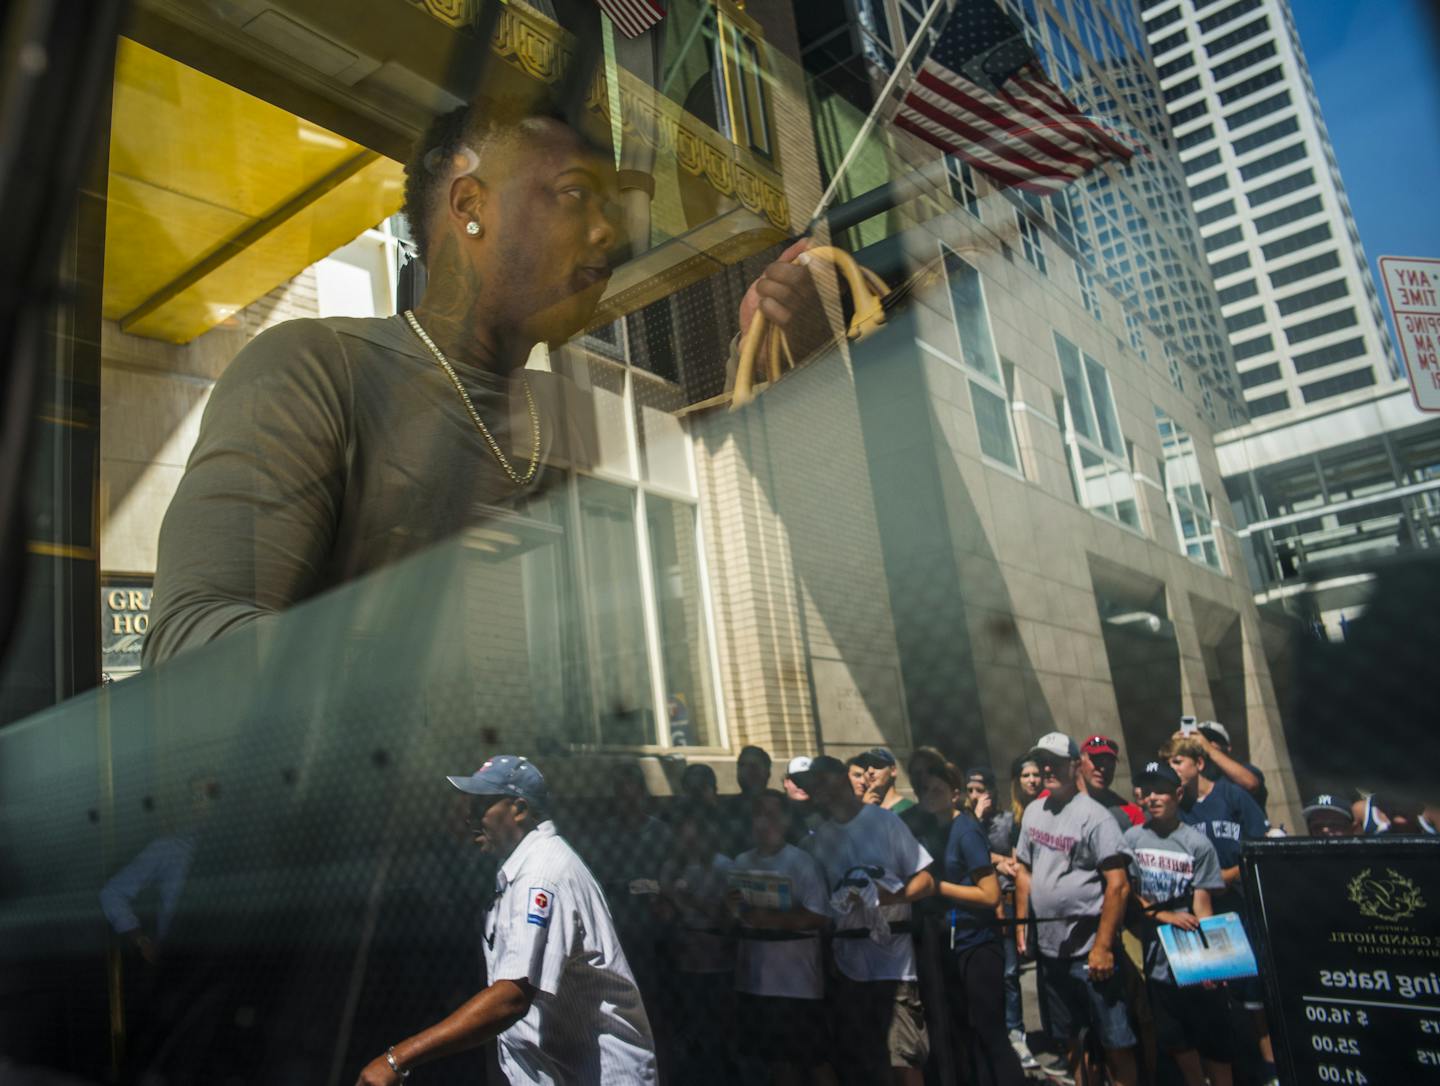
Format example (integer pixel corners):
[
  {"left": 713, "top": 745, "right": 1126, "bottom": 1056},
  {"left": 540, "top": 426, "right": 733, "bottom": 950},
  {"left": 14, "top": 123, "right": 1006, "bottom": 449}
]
[
  {"left": 1241, "top": 837, "right": 1440, "bottom": 1085},
  {"left": 102, "top": 578, "right": 153, "bottom": 673}
]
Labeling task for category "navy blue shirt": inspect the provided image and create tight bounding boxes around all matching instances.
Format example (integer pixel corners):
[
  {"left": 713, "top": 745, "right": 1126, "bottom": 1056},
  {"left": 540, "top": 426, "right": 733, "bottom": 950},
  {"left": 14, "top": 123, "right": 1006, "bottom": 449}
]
[
  {"left": 1203, "top": 759, "right": 1268, "bottom": 812},
  {"left": 943, "top": 812, "right": 998, "bottom": 950},
  {"left": 1180, "top": 777, "right": 1267, "bottom": 908}
]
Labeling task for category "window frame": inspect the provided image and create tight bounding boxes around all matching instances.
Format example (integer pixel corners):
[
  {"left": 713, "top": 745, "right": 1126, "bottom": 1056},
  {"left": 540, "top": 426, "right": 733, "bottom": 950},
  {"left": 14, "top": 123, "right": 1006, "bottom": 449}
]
[
  {"left": 1156, "top": 410, "right": 1225, "bottom": 571},
  {"left": 937, "top": 243, "right": 1024, "bottom": 474},
  {"left": 1054, "top": 332, "right": 1143, "bottom": 531}
]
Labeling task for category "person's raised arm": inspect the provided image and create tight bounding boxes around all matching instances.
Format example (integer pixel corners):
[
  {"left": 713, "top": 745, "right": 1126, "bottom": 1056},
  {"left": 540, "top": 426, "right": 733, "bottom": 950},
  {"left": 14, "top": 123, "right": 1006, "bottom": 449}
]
[{"left": 144, "top": 323, "right": 351, "bottom": 667}]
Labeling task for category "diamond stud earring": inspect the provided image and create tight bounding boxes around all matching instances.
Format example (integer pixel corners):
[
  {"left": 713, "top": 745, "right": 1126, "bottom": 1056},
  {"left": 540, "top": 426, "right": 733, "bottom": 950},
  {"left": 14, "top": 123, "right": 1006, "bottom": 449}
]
[{"left": 465, "top": 221, "right": 480, "bottom": 236}]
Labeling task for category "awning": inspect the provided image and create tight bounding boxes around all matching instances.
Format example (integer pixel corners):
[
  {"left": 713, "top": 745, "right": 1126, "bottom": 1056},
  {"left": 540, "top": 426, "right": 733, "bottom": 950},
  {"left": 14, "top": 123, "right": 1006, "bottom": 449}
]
[{"left": 102, "top": 37, "right": 404, "bottom": 344}]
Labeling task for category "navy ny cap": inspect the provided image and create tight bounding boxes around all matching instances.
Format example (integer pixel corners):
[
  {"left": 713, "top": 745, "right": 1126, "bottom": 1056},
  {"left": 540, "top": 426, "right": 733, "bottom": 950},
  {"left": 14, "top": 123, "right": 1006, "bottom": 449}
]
[{"left": 1133, "top": 760, "right": 1181, "bottom": 790}]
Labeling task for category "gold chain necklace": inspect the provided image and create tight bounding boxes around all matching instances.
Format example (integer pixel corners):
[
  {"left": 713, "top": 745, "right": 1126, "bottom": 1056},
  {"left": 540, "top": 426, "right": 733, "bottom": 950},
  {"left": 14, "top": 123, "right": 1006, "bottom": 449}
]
[{"left": 403, "top": 309, "right": 541, "bottom": 487}]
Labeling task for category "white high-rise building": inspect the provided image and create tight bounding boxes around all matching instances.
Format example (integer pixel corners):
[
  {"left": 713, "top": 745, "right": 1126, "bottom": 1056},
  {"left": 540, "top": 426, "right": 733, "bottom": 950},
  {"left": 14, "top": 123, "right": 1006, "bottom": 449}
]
[
  {"left": 1143, "top": 0, "right": 1440, "bottom": 639},
  {"left": 1143, "top": 0, "right": 1398, "bottom": 418}
]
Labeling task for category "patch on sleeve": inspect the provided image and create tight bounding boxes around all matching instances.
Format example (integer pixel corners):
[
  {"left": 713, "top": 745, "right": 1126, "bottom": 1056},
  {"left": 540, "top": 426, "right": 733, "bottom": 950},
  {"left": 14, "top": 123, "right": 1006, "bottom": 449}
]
[{"left": 526, "top": 886, "right": 555, "bottom": 928}]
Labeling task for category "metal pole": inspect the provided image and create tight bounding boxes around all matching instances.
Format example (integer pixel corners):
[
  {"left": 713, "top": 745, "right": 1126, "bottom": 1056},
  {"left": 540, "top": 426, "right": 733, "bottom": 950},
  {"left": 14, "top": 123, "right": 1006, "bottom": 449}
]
[{"left": 807, "top": 0, "right": 950, "bottom": 227}]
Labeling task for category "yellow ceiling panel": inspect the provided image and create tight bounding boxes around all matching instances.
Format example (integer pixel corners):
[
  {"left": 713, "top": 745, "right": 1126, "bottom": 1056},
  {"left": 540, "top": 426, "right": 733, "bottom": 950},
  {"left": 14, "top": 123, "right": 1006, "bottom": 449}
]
[
  {"left": 121, "top": 156, "right": 404, "bottom": 343},
  {"left": 103, "top": 174, "right": 251, "bottom": 320},
  {"left": 104, "top": 37, "right": 404, "bottom": 344}
]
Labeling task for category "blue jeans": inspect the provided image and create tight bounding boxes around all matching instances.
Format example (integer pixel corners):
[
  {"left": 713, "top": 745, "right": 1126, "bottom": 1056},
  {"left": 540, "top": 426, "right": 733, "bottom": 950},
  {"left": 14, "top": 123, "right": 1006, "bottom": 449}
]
[{"left": 1001, "top": 896, "right": 1023, "bottom": 1032}]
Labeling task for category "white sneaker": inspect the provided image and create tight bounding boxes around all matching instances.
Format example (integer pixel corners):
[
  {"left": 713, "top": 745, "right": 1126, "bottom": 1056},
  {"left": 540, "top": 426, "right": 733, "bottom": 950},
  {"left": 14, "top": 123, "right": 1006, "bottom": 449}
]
[{"left": 1009, "top": 1028, "right": 1041, "bottom": 1071}]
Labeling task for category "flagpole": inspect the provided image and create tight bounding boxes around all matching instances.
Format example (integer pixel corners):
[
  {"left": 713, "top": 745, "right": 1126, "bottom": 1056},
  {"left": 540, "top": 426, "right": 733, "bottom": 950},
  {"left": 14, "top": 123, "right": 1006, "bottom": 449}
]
[{"left": 807, "top": 0, "right": 952, "bottom": 229}]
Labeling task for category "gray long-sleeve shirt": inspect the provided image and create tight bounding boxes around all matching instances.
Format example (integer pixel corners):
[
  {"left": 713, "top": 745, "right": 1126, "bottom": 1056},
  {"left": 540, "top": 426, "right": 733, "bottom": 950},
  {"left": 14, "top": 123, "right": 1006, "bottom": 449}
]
[{"left": 144, "top": 315, "right": 593, "bottom": 667}]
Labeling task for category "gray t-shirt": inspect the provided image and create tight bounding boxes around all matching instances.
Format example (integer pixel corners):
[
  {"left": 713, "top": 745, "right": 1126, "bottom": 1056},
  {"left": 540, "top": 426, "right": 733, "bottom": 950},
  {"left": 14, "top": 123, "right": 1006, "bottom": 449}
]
[
  {"left": 1121, "top": 821, "right": 1224, "bottom": 984},
  {"left": 1016, "top": 792, "right": 1126, "bottom": 959},
  {"left": 145, "top": 315, "right": 596, "bottom": 667}
]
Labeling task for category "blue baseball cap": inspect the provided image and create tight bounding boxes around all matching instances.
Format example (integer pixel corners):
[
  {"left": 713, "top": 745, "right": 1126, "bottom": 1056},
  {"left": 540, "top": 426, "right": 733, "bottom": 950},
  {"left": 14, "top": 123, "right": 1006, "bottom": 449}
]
[{"left": 447, "top": 755, "right": 549, "bottom": 807}]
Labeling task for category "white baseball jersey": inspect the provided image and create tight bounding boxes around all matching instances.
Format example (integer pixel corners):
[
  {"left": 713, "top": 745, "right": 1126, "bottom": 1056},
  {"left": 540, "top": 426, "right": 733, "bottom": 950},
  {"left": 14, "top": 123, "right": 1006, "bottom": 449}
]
[{"left": 483, "top": 821, "right": 657, "bottom": 1085}]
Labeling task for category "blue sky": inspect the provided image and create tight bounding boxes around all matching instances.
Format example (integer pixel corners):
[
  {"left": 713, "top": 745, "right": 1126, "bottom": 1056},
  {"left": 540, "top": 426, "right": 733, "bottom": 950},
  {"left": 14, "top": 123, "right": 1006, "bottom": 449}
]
[{"left": 1288, "top": 0, "right": 1440, "bottom": 340}]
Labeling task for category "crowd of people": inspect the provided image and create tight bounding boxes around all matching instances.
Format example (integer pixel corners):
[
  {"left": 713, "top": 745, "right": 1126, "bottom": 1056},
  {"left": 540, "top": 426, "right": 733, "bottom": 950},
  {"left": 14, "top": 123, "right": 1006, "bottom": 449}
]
[{"left": 568, "top": 726, "right": 1436, "bottom": 1086}]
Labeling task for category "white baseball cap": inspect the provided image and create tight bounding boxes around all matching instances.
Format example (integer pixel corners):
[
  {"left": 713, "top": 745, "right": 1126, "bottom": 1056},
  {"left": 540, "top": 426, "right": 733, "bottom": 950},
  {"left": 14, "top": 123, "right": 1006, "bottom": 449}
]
[
  {"left": 1026, "top": 731, "right": 1080, "bottom": 764},
  {"left": 1199, "top": 721, "right": 1231, "bottom": 745},
  {"left": 786, "top": 755, "right": 813, "bottom": 778}
]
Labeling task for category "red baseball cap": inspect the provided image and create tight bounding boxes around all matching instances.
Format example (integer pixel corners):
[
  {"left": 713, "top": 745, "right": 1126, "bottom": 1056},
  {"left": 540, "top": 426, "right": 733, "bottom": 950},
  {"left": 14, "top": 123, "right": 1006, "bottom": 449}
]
[{"left": 1082, "top": 734, "right": 1119, "bottom": 757}]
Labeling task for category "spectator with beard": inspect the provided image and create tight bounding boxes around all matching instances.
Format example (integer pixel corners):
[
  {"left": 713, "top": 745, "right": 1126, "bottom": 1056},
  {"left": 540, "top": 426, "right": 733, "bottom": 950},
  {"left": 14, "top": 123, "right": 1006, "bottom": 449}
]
[
  {"left": 1079, "top": 735, "right": 1144, "bottom": 829},
  {"left": 1015, "top": 733, "right": 1138, "bottom": 1086}
]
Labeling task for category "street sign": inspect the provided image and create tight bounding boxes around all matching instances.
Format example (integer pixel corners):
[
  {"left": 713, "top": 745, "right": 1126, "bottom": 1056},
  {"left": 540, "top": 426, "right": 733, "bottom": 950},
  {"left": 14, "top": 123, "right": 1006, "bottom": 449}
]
[
  {"left": 1241, "top": 837, "right": 1440, "bottom": 1085},
  {"left": 1379, "top": 256, "right": 1440, "bottom": 413}
]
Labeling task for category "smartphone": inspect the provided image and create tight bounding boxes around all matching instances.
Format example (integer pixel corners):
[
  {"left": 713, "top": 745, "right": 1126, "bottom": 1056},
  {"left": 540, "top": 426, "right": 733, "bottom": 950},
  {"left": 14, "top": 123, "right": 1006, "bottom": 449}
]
[{"left": 1179, "top": 715, "right": 1198, "bottom": 735}]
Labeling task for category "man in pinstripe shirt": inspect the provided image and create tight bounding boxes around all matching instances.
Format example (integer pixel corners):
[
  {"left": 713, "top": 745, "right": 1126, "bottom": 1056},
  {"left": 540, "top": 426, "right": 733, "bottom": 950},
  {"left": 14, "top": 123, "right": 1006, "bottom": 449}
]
[{"left": 356, "top": 756, "right": 657, "bottom": 1085}]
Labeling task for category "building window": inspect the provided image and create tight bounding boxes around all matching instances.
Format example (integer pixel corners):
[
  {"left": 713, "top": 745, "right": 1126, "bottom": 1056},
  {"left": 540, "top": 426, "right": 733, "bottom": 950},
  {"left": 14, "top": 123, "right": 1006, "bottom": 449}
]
[
  {"left": 529, "top": 348, "right": 722, "bottom": 749},
  {"left": 1224, "top": 89, "right": 1291, "bottom": 129},
  {"left": 1217, "top": 65, "right": 1284, "bottom": 106},
  {"left": 1216, "top": 278, "right": 1258, "bottom": 305},
  {"left": 1300, "top": 366, "right": 1376, "bottom": 403},
  {"left": 1238, "top": 142, "right": 1307, "bottom": 181},
  {"left": 1291, "top": 335, "right": 1366, "bottom": 374},
  {"left": 1261, "top": 222, "right": 1332, "bottom": 261},
  {"left": 1246, "top": 389, "right": 1290, "bottom": 417},
  {"left": 1203, "top": 225, "right": 1244, "bottom": 252},
  {"left": 1205, "top": 15, "right": 1268, "bottom": 56},
  {"left": 945, "top": 154, "right": 981, "bottom": 217},
  {"left": 1267, "top": 249, "right": 1340, "bottom": 288},
  {"left": 1055, "top": 333, "right": 1140, "bottom": 529},
  {"left": 1209, "top": 40, "right": 1277, "bottom": 83},
  {"left": 942, "top": 245, "right": 1022, "bottom": 471},
  {"left": 1183, "top": 149, "right": 1223, "bottom": 175},
  {"left": 1254, "top": 194, "right": 1323, "bottom": 234},
  {"left": 1232, "top": 332, "right": 1274, "bottom": 360},
  {"left": 1198, "top": 0, "right": 1264, "bottom": 35},
  {"left": 1284, "top": 306, "right": 1357, "bottom": 345},
  {"left": 1233, "top": 116, "right": 1300, "bottom": 157},
  {"left": 1016, "top": 208, "right": 1048, "bottom": 274},
  {"left": 1125, "top": 312, "right": 1148, "bottom": 360},
  {"left": 1239, "top": 361, "right": 1282, "bottom": 388},
  {"left": 1247, "top": 167, "right": 1315, "bottom": 207},
  {"left": 1209, "top": 251, "right": 1253, "bottom": 278},
  {"left": 1076, "top": 260, "right": 1104, "bottom": 322},
  {"left": 1275, "top": 278, "right": 1348, "bottom": 317},
  {"left": 1156, "top": 410, "right": 1223, "bottom": 569},
  {"left": 1195, "top": 198, "right": 1237, "bottom": 228}
]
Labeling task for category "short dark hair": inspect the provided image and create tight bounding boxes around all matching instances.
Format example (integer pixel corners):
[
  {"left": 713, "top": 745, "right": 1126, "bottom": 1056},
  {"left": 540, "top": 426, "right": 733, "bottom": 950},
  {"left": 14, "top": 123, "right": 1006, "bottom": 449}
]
[
  {"left": 738, "top": 744, "right": 772, "bottom": 768},
  {"left": 680, "top": 763, "right": 718, "bottom": 791},
  {"left": 401, "top": 93, "right": 571, "bottom": 264}
]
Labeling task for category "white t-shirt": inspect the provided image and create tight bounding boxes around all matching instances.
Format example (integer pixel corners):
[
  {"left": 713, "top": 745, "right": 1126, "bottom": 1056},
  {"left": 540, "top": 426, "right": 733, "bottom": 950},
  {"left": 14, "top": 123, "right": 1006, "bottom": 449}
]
[
  {"left": 809, "top": 804, "right": 932, "bottom": 981},
  {"left": 483, "top": 821, "right": 657, "bottom": 1085},
  {"left": 731, "top": 844, "right": 828, "bottom": 1000}
]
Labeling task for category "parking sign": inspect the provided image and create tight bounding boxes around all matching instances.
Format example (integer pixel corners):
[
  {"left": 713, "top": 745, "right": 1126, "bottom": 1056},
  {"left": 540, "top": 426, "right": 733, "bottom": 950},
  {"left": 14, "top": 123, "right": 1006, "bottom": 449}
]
[{"left": 1379, "top": 255, "right": 1440, "bottom": 412}]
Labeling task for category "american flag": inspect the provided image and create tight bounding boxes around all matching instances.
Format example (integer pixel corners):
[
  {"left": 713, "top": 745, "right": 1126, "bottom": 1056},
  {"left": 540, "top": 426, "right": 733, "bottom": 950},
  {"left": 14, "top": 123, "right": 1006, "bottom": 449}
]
[
  {"left": 595, "top": 0, "right": 665, "bottom": 39},
  {"left": 892, "top": 0, "right": 1133, "bottom": 193}
]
